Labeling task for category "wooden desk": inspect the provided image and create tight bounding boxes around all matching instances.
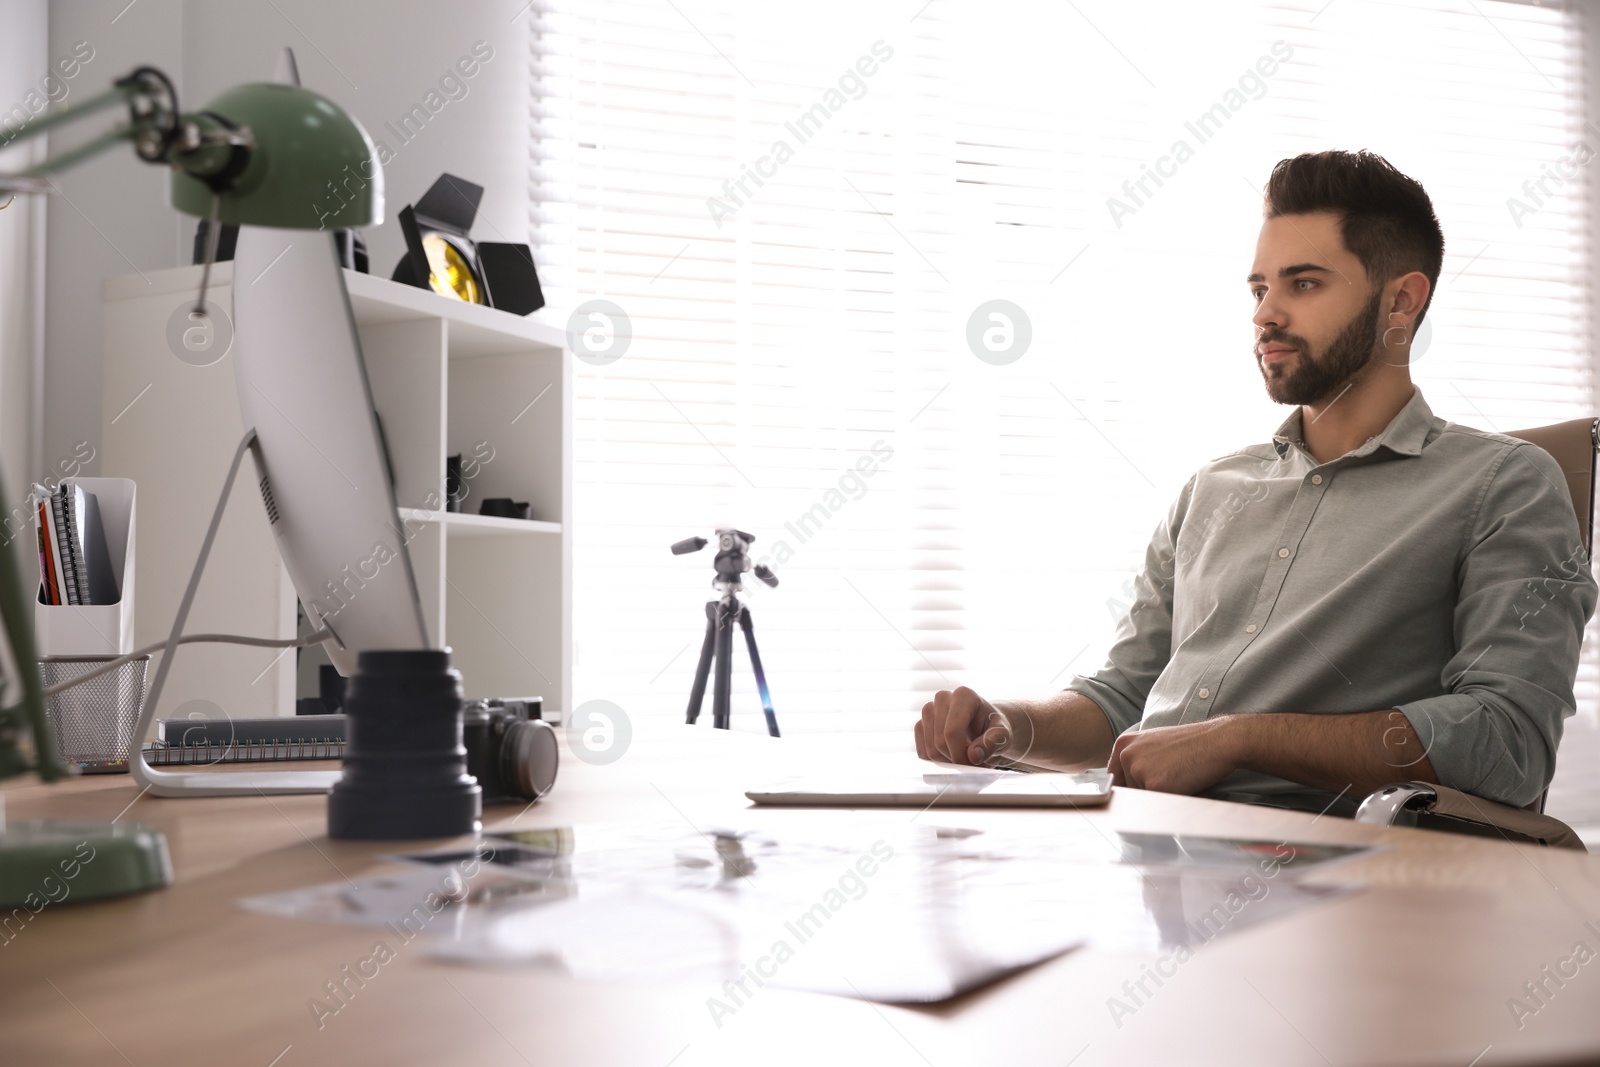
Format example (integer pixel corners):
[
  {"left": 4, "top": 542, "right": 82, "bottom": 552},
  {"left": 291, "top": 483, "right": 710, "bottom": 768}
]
[{"left": 5, "top": 725, "right": 1600, "bottom": 1067}]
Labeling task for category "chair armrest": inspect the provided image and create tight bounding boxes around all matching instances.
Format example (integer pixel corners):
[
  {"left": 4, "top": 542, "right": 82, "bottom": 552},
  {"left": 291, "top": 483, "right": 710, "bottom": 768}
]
[{"left": 1356, "top": 782, "right": 1586, "bottom": 851}]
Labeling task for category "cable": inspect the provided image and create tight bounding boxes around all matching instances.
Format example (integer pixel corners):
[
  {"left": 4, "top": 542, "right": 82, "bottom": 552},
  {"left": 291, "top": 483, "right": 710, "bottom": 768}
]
[{"left": 41, "top": 629, "right": 335, "bottom": 697}]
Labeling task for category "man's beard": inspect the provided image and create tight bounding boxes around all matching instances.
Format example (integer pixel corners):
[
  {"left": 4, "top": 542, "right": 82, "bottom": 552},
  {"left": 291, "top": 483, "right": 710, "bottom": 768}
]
[{"left": 1257, "top": 287, "right": 1384, "bottom": 406}]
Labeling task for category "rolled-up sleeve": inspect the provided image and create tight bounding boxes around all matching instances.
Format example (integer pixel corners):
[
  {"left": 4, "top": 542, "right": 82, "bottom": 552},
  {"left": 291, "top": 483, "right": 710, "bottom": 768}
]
[
  {"left": 1065, "top": 475, "right": 1195, "bottom": 736},
  {"left": 1396, "top": 442, "right": 1598, "bottom": 807}
]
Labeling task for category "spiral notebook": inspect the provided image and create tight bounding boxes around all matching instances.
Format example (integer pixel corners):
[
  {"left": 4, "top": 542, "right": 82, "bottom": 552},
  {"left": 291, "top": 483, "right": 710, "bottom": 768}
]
[
  {"left": 33, "top": 482, "right": 119, "bottom": 606},
  {"left": 143, "top": 714, "right": 346, "bottom": 765}
]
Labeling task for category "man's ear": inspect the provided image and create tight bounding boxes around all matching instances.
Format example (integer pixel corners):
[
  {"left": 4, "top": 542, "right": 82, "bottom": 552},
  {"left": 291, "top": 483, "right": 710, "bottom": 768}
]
[{"left": 1388, "top": 270, "right": 1431, "bottom": 322}]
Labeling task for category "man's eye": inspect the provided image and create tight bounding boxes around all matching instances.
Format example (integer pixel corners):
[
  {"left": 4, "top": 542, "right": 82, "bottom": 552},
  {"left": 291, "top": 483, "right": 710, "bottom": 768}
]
[{"left": 1251, "top": 279, "right": 1318, "bottom": 298}]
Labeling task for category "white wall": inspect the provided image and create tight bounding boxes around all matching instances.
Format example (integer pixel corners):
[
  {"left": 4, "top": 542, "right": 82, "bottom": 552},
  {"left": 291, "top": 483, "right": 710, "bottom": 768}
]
[
  {"left": 43, "top": 0, "right": 533, "bottom": 478},
  {"left": 0, "top": 0, "right": 48, "bottom": 517},
  {"left": 43, "top": 0, "right": 182, "bottom": 485}
]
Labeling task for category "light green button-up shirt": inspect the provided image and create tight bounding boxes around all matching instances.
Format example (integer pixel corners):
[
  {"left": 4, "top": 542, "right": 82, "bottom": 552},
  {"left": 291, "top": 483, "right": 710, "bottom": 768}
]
[{"left": 1066, "top": 386, "right": 1597, "bottom": 808}]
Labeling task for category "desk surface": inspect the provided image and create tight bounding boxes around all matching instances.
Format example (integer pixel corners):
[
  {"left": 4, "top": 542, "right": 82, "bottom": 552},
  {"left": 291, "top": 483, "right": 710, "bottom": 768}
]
[{"left": 5, "top": 725, "right": 1600, "bottom": 1067}]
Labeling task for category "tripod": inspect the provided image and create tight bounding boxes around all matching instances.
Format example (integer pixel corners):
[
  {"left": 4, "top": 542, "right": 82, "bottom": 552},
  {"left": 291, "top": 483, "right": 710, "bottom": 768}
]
[{"left": 672, "top": 530, "right": 780, "bottom": 736}]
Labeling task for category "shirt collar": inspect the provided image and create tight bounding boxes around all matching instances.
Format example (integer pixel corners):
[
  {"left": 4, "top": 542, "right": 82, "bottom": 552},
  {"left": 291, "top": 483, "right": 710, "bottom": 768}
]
[{"left": 1271, "top": 385, "right": 1436, "bottom": 460}]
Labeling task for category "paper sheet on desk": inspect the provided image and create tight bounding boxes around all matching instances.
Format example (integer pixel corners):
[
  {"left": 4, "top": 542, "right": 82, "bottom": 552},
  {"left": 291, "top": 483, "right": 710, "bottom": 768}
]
[
  {"left": 431, "top": 824, "right": 1360, "bottom": 1002},
  {"left": 237, "top": 822, "right": 1366, "bottom": 1004},
  {"left": 425, "top": 825, "right": 1082, "bottom": 1002},
  {"left": 236, "top": 865, "right": 561, "bottom": 936}
]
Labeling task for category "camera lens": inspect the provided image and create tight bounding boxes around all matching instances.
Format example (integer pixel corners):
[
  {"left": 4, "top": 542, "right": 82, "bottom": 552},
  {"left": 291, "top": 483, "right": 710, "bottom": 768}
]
[{"left": 497, "top": 718, "right": 559, "bottom": 800}]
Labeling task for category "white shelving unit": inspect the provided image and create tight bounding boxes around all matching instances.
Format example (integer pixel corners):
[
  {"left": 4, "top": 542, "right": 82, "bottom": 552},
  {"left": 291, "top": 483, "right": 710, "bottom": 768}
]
[{"left": 102, "top": 261, "right": 571, "bottom": 727}]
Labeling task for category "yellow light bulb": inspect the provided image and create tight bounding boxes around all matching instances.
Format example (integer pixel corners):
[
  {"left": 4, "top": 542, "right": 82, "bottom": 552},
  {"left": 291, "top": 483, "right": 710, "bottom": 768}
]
[{"left": 421, "top": 232, "right": 484, "bottom": 304}]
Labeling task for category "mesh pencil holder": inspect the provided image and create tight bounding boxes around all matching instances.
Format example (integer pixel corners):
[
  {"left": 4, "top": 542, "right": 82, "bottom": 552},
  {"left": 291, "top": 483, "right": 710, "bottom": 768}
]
[{"left": 37, "top": 655, "right": 150, "bottom": 774}]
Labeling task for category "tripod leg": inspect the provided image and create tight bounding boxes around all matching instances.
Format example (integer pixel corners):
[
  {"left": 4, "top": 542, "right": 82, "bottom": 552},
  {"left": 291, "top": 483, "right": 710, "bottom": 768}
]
[
  {"left": 685, "top": 601, "right": 718, "bottom": 725},
  {"left": 738, "top": 607, "right": 779, "bottom": 737},
  {"left": 713, "top": 600, "right": 735, "bottom": 730}
]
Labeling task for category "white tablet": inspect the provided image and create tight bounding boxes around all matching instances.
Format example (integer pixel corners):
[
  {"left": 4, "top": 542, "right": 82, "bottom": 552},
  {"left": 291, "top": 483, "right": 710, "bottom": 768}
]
[{"left": 746, "top": 769, "right": 1113, "bottom": 808}]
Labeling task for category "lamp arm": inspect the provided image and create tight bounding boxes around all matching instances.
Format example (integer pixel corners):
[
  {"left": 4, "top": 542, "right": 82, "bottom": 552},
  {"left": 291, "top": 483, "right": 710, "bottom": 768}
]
[
  {"left": 1, "top": 83, "right": 132, "bottom": 149},
  {"left": 0, "top": 66, "right": 254, "bottom": 197},
  {"left": 0, "top": 86, "right": 139, "bottom": 195}
]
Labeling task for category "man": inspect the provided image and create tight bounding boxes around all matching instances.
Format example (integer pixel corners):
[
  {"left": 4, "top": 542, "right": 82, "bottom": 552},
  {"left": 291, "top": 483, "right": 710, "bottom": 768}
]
[{"left": 915, "top": 149, "right": 1597, "bottom": 814}]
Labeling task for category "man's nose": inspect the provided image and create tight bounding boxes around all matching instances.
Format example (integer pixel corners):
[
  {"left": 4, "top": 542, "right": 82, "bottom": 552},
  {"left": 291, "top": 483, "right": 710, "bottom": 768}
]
[{"left": 1252, "top": 297, "right": 1283, "bottom": 338}]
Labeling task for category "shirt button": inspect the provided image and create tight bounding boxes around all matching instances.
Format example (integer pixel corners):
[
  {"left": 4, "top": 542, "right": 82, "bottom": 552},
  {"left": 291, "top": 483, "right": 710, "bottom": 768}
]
[
  {"left": 1198, "top": 688, "right": 1210, "bottom": 699},
  {"left": 1311, "top": 475, "right": 1323, "bottom": 485},
  {"left": 1245, "top": 624, "right": 1258, "bottom": 633},
  {"left": 1278, "top": 547, "right": 1290, "bottom": 558}
]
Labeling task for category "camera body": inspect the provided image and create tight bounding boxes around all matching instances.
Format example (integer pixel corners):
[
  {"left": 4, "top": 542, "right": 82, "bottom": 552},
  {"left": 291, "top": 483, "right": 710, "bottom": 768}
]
[{"left": 461, "top": 697, "right": 558, "bottom": 803}]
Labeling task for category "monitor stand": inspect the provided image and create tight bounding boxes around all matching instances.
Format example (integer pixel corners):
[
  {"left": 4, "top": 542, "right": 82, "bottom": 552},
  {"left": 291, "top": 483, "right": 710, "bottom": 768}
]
[{"left": 129, "top": 429, "right": 341, "bottom": 797}]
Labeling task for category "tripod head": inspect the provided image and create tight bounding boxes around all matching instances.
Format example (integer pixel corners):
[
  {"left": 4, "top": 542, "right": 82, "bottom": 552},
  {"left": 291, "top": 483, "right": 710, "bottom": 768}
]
[{"left": 671, "top": 528, "right": 778, "bottom": 597}]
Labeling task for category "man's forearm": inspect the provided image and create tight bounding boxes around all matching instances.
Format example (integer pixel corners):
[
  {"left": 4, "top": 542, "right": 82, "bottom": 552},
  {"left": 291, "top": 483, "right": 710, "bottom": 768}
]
[
  {"left": 1224, "top": 709, "right": 1438, "bottom": 795},
  {"left": 1002, "top": 689, "right": 1117, "bottom": 770}
]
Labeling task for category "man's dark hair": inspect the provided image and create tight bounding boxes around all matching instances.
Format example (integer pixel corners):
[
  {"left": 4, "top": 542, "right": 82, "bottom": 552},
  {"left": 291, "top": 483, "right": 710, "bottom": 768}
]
[{"left": 1263, "top": 150, "right": 1445, "bottom": 326}]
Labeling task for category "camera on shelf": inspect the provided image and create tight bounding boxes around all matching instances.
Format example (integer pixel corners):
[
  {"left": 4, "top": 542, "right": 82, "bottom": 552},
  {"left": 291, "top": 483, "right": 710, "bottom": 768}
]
[{"left": 461, "top": 697, "right": 558, "bottom": 803}]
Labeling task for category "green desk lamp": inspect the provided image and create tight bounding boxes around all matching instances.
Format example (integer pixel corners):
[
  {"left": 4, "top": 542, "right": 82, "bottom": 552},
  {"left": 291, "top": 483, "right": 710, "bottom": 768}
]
[{"left": 0, "top": 55, "right": 382, "bottom": 907}]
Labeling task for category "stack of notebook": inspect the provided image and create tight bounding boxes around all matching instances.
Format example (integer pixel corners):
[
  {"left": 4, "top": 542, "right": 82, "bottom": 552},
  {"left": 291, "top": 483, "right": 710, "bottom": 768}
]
[{"left": 32, "top": 482, "right": 119, "bottom": 606}]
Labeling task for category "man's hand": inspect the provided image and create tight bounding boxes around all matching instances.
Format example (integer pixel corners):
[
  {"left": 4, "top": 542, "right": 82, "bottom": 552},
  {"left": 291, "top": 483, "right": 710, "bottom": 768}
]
[
  {"left": 916, "top": 686, "right": 1035, "bottom": 766},
  {"left": 1107, "top": 717, "right": 1242, "bottom": 794},
  {"left": 1105, "top": 709, "right": 1438, "bottom": 797}
]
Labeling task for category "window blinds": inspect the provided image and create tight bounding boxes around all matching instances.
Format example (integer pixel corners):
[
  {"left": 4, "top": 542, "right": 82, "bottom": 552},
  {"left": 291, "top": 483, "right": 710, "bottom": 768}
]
[{"left": 529, "top": 0, "right": 1596, "bottom": 736}]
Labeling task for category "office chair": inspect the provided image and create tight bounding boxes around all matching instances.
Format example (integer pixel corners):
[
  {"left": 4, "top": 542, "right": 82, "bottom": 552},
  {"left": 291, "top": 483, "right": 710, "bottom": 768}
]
[{"left": 1354, "top": 417, "right": 1599, "bottom": 850}]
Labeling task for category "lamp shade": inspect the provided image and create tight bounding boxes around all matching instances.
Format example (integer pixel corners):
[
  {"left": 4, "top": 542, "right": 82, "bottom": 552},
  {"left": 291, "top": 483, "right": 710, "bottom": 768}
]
[{"left": 170, "top": 83, "right": 383, "bottom": 230}]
